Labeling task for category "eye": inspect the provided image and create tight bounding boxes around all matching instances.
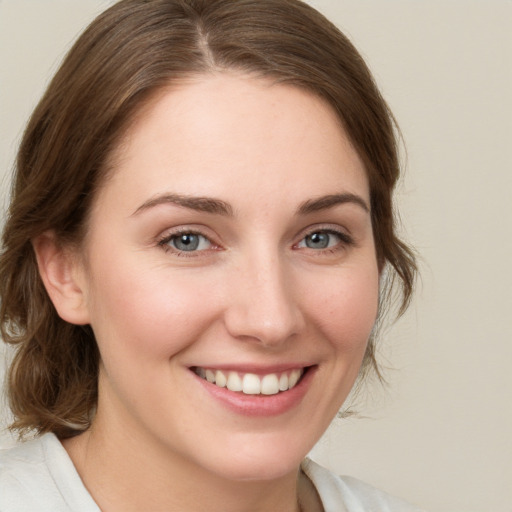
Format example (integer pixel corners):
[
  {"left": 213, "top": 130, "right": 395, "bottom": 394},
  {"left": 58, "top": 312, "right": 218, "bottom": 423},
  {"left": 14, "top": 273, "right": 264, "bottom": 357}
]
[
  {"left": 160, "top": 232, "right": 212, "bottom": 252},
  {"left": 297, "top": 230, "right": 351, "bottom": 250}
]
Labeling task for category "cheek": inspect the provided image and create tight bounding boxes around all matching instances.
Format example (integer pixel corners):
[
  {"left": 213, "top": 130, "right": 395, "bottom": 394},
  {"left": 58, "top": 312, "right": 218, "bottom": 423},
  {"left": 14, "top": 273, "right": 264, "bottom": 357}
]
[
  {"left": 85, "top": 259, "right": 222, "bottom": 363},
  {"left": 302, "top": 265, "right": 380, "bottom": 353}
]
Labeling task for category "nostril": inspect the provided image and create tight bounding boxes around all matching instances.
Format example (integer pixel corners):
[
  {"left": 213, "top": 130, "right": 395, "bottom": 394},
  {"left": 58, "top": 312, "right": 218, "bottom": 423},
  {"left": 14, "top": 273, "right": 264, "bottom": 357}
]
[{"left": 223, "top": 299, "right": 305, "bottom": 347}]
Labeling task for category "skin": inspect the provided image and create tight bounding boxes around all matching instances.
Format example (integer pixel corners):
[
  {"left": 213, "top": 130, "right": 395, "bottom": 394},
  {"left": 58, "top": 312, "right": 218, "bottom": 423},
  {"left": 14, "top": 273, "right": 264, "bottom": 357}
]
[{"left": 38, "top": 74, "right": 380, "bottom": 512}]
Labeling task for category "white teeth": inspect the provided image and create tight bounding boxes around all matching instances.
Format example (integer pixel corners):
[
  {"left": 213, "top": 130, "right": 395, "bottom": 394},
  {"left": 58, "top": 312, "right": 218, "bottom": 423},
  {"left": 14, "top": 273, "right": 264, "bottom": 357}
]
[
  {"left": 288, "top": 369, "right": 301, "bottom": 388},
  {"left": 242, "top": 373, "right": 261, "bottom": 394},
  {"left": 278, "top": 373, "right": 289, "bottom": 391},
  {"left": 196, "top": 367, "right": 305, "bottom": 395},
  {"left": 227, "top": 371, "right": 243, "bottom": 392},
  {"left": 261, "top": 374, "right": 279, "bottom": 395},
  {"left": 215, "top": 370, "right": 227, "bottom": 387}
]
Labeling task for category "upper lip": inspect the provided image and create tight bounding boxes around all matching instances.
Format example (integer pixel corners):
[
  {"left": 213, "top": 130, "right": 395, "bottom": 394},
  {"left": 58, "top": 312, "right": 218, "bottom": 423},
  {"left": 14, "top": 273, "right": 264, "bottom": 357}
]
[{"left": 189, "top": 363, "right": 315, "bottom": 375}]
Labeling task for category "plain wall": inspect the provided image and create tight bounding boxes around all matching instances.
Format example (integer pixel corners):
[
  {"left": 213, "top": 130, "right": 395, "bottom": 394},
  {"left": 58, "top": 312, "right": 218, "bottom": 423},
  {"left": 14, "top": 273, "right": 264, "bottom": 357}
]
[{"left": 1, "top": 1, "right": 511, "bottom": 511}]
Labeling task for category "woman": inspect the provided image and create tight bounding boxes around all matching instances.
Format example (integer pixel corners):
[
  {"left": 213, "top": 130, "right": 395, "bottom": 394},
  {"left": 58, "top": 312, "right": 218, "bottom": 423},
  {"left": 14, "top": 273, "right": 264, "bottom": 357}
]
[{"left": 0, "top": 0, "right": 419, "bottom": 510}]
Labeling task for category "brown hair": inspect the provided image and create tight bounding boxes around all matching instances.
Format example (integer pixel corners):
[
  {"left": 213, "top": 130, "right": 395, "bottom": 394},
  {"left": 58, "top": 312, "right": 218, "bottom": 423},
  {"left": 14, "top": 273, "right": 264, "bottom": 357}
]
[{"left": 0, "top": 0, "right": 415, "bottom": 438}]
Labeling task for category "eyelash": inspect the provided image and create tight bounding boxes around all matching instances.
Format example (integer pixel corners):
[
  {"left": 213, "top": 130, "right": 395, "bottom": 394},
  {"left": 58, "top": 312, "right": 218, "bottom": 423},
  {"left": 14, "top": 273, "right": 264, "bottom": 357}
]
[
  {"left": 294, "top": 228, "right": 355, "bottom": 255},
  {"left": 157, "top": 229, "right": 216, "bottom": 257},
  {"left": 157, "top": 227, "right": 354, "bottom": 257}
]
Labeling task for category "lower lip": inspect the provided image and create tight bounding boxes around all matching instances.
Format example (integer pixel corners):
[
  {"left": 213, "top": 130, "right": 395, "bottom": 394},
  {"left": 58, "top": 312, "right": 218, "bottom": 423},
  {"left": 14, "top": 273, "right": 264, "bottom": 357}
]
[{"left": 193, "top": 367, "right": 316, "bottom": 417}]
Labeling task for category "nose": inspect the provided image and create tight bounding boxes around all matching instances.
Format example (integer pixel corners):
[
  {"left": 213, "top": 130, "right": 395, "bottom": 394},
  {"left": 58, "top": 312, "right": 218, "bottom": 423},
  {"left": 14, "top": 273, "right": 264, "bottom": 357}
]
[{"left": 223, "top": 253, "right": 305, "bottom": 347}]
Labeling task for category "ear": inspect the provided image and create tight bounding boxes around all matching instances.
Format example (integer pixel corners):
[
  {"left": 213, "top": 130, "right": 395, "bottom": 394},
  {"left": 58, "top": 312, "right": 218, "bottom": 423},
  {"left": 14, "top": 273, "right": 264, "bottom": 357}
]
[{"left": 32, "top": 231, "right": 91, "bottom": 325}]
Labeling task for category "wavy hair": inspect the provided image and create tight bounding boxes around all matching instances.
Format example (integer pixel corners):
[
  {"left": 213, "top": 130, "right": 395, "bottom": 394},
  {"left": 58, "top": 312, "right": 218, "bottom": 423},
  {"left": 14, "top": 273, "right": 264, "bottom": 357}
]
[{"left": 0, "top": 0, "right": 416, "bottom": 438}]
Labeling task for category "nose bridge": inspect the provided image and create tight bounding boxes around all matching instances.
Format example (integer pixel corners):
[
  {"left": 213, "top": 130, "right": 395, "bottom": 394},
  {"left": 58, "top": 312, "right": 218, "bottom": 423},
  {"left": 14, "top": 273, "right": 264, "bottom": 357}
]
[{"left": 224, "top": 246, "right": 304, "bottom": 346}]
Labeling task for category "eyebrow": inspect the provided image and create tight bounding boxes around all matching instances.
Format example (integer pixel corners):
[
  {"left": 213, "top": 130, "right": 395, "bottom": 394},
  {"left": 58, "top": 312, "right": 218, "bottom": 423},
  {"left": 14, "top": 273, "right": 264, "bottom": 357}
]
[
  {"left": 297, "top": 193, "right": 370, "bottom": 215},
  {"left": 132, "top": 193, "right": 233, "bottom": 217},
  {"left": 131, "top": 191, "right": 369, "bottom": 218}
]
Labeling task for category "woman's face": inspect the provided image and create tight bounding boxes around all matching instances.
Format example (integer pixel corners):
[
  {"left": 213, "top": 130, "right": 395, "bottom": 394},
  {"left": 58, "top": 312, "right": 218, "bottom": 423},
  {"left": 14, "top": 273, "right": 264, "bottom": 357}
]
[{"left": 75, "top": 74, "right": 379, "bottom": 481}]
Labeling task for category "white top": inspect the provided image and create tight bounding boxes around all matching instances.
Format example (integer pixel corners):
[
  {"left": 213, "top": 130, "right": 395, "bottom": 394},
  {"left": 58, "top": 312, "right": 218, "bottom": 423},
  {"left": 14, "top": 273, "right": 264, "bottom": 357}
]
[{"left": 0, "top": 433, "right": 425, "bottom": 511}]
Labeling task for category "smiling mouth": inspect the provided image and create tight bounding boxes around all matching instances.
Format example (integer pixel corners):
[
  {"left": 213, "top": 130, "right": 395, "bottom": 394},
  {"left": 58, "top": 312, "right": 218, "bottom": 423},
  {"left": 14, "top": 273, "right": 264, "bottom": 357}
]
[{"left": 192, "top": 367, "right": 307, "bottom": 395}]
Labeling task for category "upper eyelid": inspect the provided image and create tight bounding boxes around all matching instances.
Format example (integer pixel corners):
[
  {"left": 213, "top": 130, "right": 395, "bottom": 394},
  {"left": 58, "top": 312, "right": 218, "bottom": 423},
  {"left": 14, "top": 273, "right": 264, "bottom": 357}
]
[
  {"left": 158, "top": 229, "right": 214, "bottom": 245},
  {"left": 158, "top": 225, "right": 215, "bottom": 240},
  {"left": 295, "top": 223, "right": 353, "bottom": 240}
]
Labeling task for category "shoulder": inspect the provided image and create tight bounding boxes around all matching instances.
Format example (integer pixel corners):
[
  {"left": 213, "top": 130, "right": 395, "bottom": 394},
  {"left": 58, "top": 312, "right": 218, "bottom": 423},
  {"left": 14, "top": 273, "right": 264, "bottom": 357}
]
[
  {"left": 0, "top": 434, "right": 56, "bottom": 511},
  {"left": 301, "top": 458, "right": 426, "bottom": 512},
  {"left": 0, "top": 433, "right": 99, "bottom": 512}
]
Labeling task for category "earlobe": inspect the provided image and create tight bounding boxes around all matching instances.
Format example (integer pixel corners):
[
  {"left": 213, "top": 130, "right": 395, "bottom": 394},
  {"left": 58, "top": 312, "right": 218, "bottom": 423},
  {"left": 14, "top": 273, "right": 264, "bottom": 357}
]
[{"left": 32, "top": 232, "right": 90, "bottom": 325}]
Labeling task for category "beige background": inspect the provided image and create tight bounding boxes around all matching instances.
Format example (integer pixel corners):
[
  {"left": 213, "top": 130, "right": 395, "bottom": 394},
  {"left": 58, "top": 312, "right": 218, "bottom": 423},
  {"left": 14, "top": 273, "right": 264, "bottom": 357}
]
[{"left": 1, "top": 1, "right": 511, "bottom": 511}]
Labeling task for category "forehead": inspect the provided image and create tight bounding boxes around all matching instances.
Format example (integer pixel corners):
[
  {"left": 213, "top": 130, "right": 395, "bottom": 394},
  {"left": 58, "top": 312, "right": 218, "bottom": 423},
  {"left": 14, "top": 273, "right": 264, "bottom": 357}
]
[{"left": 97, "top": 73, "right": 369, "bottom": 212}]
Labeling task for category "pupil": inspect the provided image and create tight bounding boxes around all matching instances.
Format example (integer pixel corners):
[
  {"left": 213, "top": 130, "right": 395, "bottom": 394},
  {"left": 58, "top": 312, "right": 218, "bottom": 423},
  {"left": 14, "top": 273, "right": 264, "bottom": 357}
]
[
  {"left": 307, "top": 232, "right": 328, "bottom": 248},
  {"left": 175, "top": 234, "right": 199, "bottom": 251}
]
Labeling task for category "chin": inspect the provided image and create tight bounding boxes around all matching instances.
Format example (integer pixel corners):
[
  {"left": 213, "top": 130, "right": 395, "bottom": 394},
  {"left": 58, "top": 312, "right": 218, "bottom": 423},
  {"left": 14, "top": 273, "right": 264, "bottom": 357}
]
[
  {"left": 198, "top": 434, "right": 311, "bottom": 482},
  {"left": 216, "top": 458, "right": 301, "bottom": 483}
]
